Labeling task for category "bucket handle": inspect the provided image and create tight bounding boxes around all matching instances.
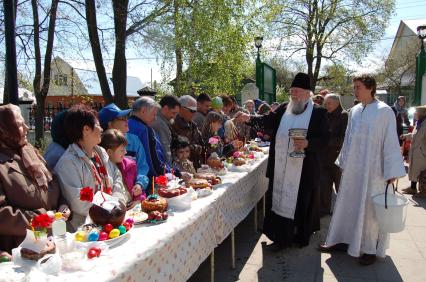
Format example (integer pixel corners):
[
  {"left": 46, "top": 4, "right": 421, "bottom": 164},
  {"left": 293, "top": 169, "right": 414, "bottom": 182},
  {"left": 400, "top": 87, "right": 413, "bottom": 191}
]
[{"left": 384, "top": 182, "right": 396, "bottom": 209}]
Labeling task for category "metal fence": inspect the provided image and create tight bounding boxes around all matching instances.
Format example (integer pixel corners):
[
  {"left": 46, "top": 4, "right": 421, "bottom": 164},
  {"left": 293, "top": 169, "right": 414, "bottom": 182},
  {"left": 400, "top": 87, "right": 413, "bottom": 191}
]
[{"left": 27, "top": 102, "right": 104, "bottom": 131}]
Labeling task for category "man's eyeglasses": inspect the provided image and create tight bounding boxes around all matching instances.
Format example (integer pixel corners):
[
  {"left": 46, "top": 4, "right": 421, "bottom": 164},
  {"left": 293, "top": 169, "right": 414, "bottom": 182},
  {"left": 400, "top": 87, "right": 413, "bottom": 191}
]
[{"left": 184, "top": 106, "right": 196, "bottom": 113}]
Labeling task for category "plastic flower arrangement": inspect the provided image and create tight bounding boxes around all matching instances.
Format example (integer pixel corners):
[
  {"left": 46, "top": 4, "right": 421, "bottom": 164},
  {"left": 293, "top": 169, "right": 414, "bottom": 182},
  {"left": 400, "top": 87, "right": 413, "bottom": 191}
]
[
  {"left": 31, "top": 214, "right": 53, "bottom": 239},
  {"left": 155, "top": 175, "right": 168, "bottom": 187},
  {"left": 80, "top": 187, "right": 94, "bottom": 202},
  {"left": 208, "top": 136, "right": 221, "bottom": 148}
]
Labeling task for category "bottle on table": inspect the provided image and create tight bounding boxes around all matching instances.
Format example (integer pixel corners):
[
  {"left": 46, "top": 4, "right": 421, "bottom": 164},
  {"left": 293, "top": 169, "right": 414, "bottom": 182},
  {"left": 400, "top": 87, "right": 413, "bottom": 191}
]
[{"left": 52, "top": 212, "right": 67, "bottom": 253}]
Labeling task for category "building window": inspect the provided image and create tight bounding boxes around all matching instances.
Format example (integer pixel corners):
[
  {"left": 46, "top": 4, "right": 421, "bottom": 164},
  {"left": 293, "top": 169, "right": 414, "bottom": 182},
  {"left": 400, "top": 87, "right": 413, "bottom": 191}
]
[{"left": 54, "top": 74, "right": 67, "bottom": 86}]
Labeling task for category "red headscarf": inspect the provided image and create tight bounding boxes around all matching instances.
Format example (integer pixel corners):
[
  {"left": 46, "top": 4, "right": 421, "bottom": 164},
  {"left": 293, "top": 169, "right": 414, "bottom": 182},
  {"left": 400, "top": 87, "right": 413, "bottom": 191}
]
[{"left": 0, "top": 104, "right": 52, "bottom": 189}]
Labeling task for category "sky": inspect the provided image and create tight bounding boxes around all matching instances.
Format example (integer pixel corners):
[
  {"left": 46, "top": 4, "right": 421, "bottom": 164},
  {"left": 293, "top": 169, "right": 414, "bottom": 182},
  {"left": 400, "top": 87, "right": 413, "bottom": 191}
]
[
  {"left": 359, "top": 0, "right": 426, "bottom": 71},
  {"left": 3, "top": 0, "right": 426, "bottom": 88},
  {"left": 124, "top": 0, "right": 426, "bottom": 85}
]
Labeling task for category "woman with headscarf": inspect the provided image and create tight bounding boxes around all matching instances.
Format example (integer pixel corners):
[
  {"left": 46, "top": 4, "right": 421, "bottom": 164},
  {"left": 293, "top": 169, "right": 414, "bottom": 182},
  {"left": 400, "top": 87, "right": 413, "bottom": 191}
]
[
  {"left": 0, "top": 104, "right": 70, "bottom": 255},
  {"left": 54, "top": 104, "right": 130, "bottom": 231}
]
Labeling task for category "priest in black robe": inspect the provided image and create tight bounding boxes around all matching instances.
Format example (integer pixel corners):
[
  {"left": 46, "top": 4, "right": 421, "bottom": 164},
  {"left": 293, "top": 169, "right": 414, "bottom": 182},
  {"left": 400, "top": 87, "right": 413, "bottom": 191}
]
[{"left": 236, "top": 73, "right": 329, "bottom": 251}]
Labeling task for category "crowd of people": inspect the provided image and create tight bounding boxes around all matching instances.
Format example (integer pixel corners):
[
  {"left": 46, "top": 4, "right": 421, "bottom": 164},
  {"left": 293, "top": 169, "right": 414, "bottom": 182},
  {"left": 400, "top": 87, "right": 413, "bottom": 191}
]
[{"left": 0, "top": 72, "right": 425, "bottom": 268}]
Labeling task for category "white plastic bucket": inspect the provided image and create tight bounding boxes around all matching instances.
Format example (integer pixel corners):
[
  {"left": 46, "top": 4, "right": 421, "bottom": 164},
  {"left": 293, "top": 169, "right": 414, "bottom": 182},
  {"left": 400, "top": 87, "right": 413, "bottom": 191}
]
[{"left": 372, "top": 184, "right": 409, "bottom": 233}]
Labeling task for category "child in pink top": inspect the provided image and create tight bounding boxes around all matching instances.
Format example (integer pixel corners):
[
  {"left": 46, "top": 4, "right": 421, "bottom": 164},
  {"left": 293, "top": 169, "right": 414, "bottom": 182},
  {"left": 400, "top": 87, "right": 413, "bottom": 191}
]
[{"left": 100, "top": 129, "right": 146, "bottom": 201}]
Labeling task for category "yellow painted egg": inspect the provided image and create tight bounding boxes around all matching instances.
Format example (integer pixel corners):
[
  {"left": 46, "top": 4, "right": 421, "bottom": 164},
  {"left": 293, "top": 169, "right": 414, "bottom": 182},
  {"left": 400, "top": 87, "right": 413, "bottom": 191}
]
[
  {"left": 108, "top": 228, "right": 120, "bottom": 239},
  {"left": 75, "top": 231, "right": 87, "bottom": 242}
]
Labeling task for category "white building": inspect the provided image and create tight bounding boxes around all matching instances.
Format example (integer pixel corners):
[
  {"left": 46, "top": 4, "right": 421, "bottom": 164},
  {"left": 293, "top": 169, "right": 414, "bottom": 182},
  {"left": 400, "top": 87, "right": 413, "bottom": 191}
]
[
  {"left": 0, "top": 87, "right": 35, "bottom": 104},
  {"left": 386, "top": 19, "right": 426, "bottom": 103},
  {"left": 47, "top": 56, "right": 143, "bottom": 99}
]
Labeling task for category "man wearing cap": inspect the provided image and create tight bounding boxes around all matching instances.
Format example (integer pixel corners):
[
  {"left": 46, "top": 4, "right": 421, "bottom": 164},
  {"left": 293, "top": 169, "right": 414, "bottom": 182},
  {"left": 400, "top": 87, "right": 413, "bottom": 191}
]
[
  {"left": 98, "top": 103, "right": 150, "bottom": 192},
  {"left": 210, "top": 96, "right": 224, "bottom": 114},
  {"left": 236, "top": 72, "right": 329, "bottom": 251},
  {"left": 151, "top": 95, "right": 180, "bottom": 164},
  {"left": 172, "top": 95, "right": 203, "bottom": 169}
]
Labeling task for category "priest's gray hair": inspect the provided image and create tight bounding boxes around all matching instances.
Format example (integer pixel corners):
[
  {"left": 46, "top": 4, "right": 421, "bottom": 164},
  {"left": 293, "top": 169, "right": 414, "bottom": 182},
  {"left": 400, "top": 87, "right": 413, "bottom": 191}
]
[
  {"left": 132, "top": 96, "right": 160, "bottom": 112},
  {"left": 324, "top": 93, "right": 342, "bottom": 105}
]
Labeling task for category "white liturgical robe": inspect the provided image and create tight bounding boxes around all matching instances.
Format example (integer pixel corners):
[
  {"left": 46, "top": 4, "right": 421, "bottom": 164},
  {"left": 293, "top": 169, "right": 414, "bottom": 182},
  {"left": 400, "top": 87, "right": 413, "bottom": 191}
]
[
  {"left": 325, "top": 100, "right": 406, "bottom": 258},
  {"left": 272, "top": 99, "right": 313, "bottom": 219}
]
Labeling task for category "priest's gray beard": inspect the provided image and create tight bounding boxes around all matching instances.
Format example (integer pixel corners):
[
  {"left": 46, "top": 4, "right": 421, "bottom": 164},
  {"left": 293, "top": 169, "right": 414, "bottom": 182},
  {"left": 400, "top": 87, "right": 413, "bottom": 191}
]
[{"left": 287, "top": 99, "right": 308, "bottom": 115}]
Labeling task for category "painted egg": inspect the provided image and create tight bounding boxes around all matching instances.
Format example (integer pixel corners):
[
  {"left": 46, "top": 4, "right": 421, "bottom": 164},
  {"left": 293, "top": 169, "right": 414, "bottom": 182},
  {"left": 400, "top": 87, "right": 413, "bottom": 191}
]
[
  {"left": 125, "top": 218, "right": 134, "bottom": 225},
  {"left": 87, "top": 249, "right": 98, "bottom": 259},
  {"left": 98, "top": 231, "right": 109, "bottom": 241},
  {"left": 75, "top": 231, "right": 86, "bottom": 242},
  {"left": 109, "top": 229, "right": 120, "bottom": 239},
  {"left": 103, "top": 224, "right": 113, "bottom": 233},
  {"left": 88, "top": 231, "right": 99, "bottom": 241},
  {"left": 122, "top": 222, "right": 131, "bottom": 231},
  {"left": 118, "top": 225, "right": 126, "bottom": 235}
]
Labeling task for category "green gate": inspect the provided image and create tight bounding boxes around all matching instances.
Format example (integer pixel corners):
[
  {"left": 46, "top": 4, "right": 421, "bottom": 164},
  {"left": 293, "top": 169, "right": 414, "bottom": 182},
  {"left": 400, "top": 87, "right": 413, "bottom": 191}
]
[{"left": 256, "top": 62, "right": 276, "bottom": 104}]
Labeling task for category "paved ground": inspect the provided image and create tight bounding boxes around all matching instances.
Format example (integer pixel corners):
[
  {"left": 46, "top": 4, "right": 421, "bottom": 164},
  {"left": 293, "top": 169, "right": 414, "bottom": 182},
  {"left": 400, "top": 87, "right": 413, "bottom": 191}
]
[{"left": 189, "top": 175, "right": 426, "bottom": 282}]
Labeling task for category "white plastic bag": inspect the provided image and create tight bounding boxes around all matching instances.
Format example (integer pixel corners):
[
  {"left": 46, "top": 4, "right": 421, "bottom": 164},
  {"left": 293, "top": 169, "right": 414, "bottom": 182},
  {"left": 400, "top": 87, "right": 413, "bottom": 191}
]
[{"left": 167, "top": 191, "right": 192, "bottom": 211}]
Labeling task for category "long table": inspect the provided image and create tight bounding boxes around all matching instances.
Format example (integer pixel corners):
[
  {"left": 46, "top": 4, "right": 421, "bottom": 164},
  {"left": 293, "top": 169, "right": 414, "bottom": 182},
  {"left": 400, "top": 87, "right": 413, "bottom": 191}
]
[{"left": 2, "top": 155, "right": 269, "bottom": 282}]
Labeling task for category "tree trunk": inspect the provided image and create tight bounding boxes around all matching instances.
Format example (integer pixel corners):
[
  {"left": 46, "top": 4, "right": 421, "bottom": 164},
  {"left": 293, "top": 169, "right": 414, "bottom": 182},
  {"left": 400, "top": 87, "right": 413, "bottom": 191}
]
[
  {"left": 173, "top": 0, "right": 183, "bottom": 96},
  {"left": 306, "top": 46, "right": 314, "bottom": 91},
  {"left": 187, "top": 0, "right": 199, "bottom": 93},
  {"left": 31, "top": 0, "right": 43, "bottom": 144},
  {"left": 3, "top": 70, "right": 9, "bottom": 104},
  {"left": 3, "top": 0, "right": 19, "bottom": 105},
  {"left": 312, "top": 46, "right": 323, "bottom": 92},
  {"left": 34, "top": 96, "right": 46, "bottom": 147},
  {"left": 85, "top": 0, "right": 113, "bottom": 105},
  {"left": 305, "top": 5, "right": 315, "bottom": 92},
  {"left": 31, "top": 0, "right": 59, "bottom": 145},
  {"left": 112, "top": 0, "right": 129, "bottom": 109}
]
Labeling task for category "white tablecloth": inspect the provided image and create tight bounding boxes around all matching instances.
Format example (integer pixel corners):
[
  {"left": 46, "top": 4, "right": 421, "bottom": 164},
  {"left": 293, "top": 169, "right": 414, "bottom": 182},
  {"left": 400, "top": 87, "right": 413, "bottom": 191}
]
[{"left": 2, "top": 155, "right": 269, "bottom": 282}]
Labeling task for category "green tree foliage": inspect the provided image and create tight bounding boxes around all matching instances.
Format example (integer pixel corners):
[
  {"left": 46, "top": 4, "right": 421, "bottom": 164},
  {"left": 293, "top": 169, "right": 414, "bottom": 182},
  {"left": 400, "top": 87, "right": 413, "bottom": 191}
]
[
  {"left": 377, "top": 37, "right": 417, "bottom": 98},
  {"left": 152, "top": 0, "right": 259, "bottom": 96},
  {"left": 265, "top": 0, "right": 395, "bottom": 91},
  {"left": 319, "top": 63, "right": 353, "bottom": 95}
]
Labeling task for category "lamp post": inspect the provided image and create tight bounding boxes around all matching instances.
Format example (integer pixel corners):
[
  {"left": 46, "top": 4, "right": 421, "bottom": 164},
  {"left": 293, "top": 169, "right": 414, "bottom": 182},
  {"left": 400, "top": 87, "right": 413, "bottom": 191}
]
[
  {"left": 255, "top": 36, "right": 263, "bottom": 66},
  {"left": 414, "top": 25, "right": 426, "bottom": 105},
  {"left": 255, "top": 36, "right": 263, "bottom": 100}
]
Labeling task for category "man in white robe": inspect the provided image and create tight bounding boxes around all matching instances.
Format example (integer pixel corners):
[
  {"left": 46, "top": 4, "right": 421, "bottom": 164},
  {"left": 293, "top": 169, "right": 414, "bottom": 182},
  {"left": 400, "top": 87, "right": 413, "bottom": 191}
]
[{"left": 320, "top": 74, "right": 406, "bottom": 265}]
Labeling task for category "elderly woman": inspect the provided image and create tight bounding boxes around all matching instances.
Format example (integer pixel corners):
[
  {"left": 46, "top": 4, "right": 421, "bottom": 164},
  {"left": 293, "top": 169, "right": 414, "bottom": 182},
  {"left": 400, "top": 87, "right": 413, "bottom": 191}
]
[
  {"left": 0, "top": 104, "right": 70, "bottom": 254},
  {"left": 54, "top": 104, "right": 129, "bottom": 231},
  {"left": 402, "top": 106, "right": 426, "bottom": 197},
  {"left": 244, "top": 99, "right": 255, "bottom": 115}
]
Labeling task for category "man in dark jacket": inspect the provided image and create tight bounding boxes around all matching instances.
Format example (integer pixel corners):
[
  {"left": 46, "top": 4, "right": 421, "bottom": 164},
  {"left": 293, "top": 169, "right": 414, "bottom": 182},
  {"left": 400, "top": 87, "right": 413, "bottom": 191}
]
[
  {"left": 320, "top": 94, "right": 348, "bottom": 216},
  {"left": 128, "top": 97, "right": 172, "bottom": 181},
  {"left": 152, "top": 95, "right": 180, "bottom": 164},
  {"left": 236, "top": 73, "right": 329, "bottom": 251},
  {"left": 172, "top": 95, "right": 203, "bottom": 169}
]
